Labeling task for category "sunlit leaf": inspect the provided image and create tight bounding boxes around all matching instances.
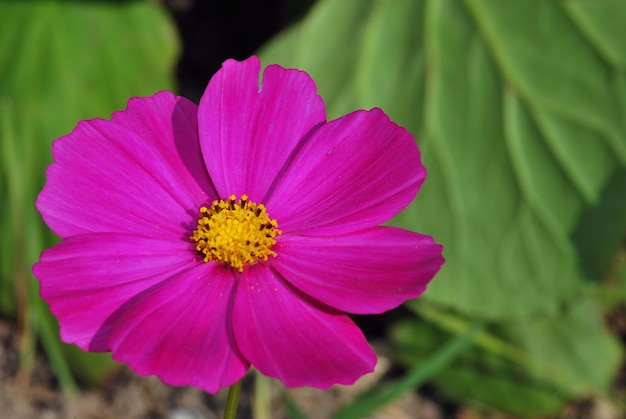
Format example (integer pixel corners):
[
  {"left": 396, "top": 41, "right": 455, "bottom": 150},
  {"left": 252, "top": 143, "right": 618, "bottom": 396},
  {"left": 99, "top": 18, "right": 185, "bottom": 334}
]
[{"left": 259, "top": 0, "right": 626, "bottom": 317}]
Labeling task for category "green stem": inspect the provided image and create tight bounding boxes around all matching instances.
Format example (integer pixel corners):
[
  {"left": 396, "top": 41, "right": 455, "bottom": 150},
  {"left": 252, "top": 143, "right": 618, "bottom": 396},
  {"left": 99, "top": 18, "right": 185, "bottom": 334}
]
[
  {"left": 253, "top": 370, "right": 272, "bottom": 419},
  {"left": 223, "top": 380, "right": 242, "bottom": 419}
]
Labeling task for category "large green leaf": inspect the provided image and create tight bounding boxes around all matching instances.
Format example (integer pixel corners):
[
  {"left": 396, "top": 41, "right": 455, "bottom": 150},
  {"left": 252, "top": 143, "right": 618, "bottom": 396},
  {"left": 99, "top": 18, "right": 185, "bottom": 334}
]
[
  {"left": 0, "top": 0, "right": 178, "bottom": 388},
  {"left": 259, "top": 0, "right": 626, "bottom": 318}
]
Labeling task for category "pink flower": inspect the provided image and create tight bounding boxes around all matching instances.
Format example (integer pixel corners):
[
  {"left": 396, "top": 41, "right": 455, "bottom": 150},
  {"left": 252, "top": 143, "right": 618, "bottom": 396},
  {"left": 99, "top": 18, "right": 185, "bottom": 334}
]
[{"left": 32, "top": 56, "right": 444, "bottom": 393}]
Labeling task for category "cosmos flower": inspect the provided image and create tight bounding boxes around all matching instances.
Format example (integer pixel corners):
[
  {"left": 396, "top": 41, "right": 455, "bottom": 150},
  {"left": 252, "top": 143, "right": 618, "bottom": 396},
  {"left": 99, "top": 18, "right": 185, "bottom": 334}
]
[{"left": 32, "top": 56, "right": 444, "bottom": 393}]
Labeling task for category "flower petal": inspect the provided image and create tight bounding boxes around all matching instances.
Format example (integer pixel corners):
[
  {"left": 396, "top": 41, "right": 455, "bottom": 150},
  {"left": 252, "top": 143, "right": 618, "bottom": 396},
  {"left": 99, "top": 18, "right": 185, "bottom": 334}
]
[
  {"left": 108, "top": 263, "right": 249, "bottom": 394},
  {"left": 233, "top": 265, "right": 376, "bottom": 388},
  {"left": 272, "top": 227, "right": 444, "bottom": 314},
  {"left": 110, "top": 91, "right": 216, "bottom": 202},
  {"left": 198, "top": 56, "right": 326, "bottom": 202},
  {"left": 37, "top": 91, "right": 215, "bottom": 239},
  {"left": 33, "top": 233, "right": 199, "bottom": 351},
  {"left": 266, "top": 108, "right": 425, "bottom": 234}
]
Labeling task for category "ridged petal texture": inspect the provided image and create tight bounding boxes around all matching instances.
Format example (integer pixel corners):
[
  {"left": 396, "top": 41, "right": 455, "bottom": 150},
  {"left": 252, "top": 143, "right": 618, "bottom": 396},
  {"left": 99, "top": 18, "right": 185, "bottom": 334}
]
[{"left": 33, "top": 56, "right": 444, "bottom": 393}]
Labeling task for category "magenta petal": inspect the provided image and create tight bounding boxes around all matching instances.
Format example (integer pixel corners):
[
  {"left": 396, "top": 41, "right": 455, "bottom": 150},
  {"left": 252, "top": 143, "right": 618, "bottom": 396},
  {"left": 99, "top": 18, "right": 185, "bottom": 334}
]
[
  {"left": 108, "top": 264, "right": 249, "bottom": 394},
  {"left": 272, "top": 227, "right": 444, "bottom": 314},
  {"left": 233, "top": 265, "right": 376, "bottom": 388},
  {"left": 110, "top": 91, "right": 216, "bottom": 201},
  {"left": 37, "top": 91, "right": 215, "bottom": 238},
  {"left": 33, "top": 233, "right": 199, "bottom": 351},
  {"left": 198, "top": 56, "right": 326, "bottom": 201},
  {"left": 266, "top": 108, "right": 424, "bottom": 234}
]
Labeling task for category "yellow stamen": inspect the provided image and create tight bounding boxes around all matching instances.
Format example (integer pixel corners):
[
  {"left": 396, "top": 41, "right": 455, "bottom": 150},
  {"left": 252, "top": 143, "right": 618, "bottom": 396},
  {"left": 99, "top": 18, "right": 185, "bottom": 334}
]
[{"left": 190, "top": 194, "right": 281, "bottom": 272}]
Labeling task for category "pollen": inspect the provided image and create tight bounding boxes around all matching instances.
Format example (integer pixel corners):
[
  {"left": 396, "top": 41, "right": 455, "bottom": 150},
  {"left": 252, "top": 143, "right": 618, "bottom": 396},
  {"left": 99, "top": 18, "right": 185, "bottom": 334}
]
[{"left": 190, "top": 194, "right": 282, "bottom": 272}]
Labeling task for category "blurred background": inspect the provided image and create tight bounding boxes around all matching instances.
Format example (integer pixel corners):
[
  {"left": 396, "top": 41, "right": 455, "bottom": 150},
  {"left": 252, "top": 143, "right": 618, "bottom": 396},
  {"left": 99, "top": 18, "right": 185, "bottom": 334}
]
[{"left": 1, "top": 0, "right": 626, "bottom": 418}]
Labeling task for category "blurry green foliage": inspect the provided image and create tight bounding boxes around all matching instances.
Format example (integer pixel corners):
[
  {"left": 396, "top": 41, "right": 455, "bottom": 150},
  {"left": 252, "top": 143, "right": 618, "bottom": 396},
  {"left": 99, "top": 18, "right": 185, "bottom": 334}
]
[
  {"left": 394, "top": 300, "right": 621, "bottom": 417},
  {"left": 332, "top": 319, "right": 485, "bottom": 419},
  {"left": 0, "top": 0, "right": 179, "bottom": 390},
  {"left": 259, "top": 0, "right": 626, "bottom": 415}
]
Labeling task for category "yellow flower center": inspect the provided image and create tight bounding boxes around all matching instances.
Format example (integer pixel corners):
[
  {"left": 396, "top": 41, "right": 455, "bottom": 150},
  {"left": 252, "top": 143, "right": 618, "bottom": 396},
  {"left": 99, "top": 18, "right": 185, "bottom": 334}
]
[{"left": 190, "top": 194, "right": 282, "bottom": 272}]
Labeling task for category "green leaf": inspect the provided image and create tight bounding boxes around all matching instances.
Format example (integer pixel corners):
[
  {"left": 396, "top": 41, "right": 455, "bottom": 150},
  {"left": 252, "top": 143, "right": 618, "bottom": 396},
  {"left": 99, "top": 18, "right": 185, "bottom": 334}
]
[
  {"left": 393, "top": 300, "right": 622, "bottom": 416},
  {"left": 562, "top": 1, "right": 626, "bottom": 70},
  {"left": 0, "top": 0, "right": 178, "bottom": 389},
  {"left": 259, "top": 0, "right": 626, "bottom": 317}
]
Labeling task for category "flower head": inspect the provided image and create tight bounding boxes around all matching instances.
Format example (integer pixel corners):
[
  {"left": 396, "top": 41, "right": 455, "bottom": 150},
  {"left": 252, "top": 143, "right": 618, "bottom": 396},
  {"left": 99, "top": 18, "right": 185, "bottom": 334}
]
[{"left": 33, "top": 56, "right": 444, "bottom": 393}]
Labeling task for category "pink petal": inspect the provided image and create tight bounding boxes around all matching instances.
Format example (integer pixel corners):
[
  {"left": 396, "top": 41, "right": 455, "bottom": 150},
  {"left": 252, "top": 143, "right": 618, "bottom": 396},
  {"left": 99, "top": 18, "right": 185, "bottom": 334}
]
[
  {"left": 108, "top": 263, "right": 249, "bottom": 394},
  {"left": 110, "top": 91, "right": 216, "bottom": 200},
  {"left": 37, "top": 91, "right": 216, "bottom": 239},
  {"left": 271, "top": 227, "right": 444, "bottom": 314},
  {"left": 198, "top": 56, "right": 326, "bottom": 202},
  {"left": 233, "top": 265, "right": 376, "bottom": 388},
  {"left": 266, "top": 108, "right": 425, "bottom": 235},
  {"left": 33, "top": 233, "right": 199, "bottom": 351}
]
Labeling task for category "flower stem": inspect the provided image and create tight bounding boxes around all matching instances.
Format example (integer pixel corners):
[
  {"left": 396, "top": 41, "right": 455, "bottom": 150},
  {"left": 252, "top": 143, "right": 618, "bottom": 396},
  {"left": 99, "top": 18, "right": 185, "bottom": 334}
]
[
  {"left": 223, "top": 380, "right": 242, "bottom": 419},
  {"left": 253, "top": 370, "right": 271, "bottom": 419}
]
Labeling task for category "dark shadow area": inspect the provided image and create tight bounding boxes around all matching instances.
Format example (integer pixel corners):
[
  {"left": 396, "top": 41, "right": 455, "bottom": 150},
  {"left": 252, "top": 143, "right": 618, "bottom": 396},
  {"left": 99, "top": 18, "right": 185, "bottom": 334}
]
[
  {"left": 571, "top": 167, "right": 626, "bottom": 282},
  {"left": 164, "top": 0, "right": 316, "bottom": 102}
]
